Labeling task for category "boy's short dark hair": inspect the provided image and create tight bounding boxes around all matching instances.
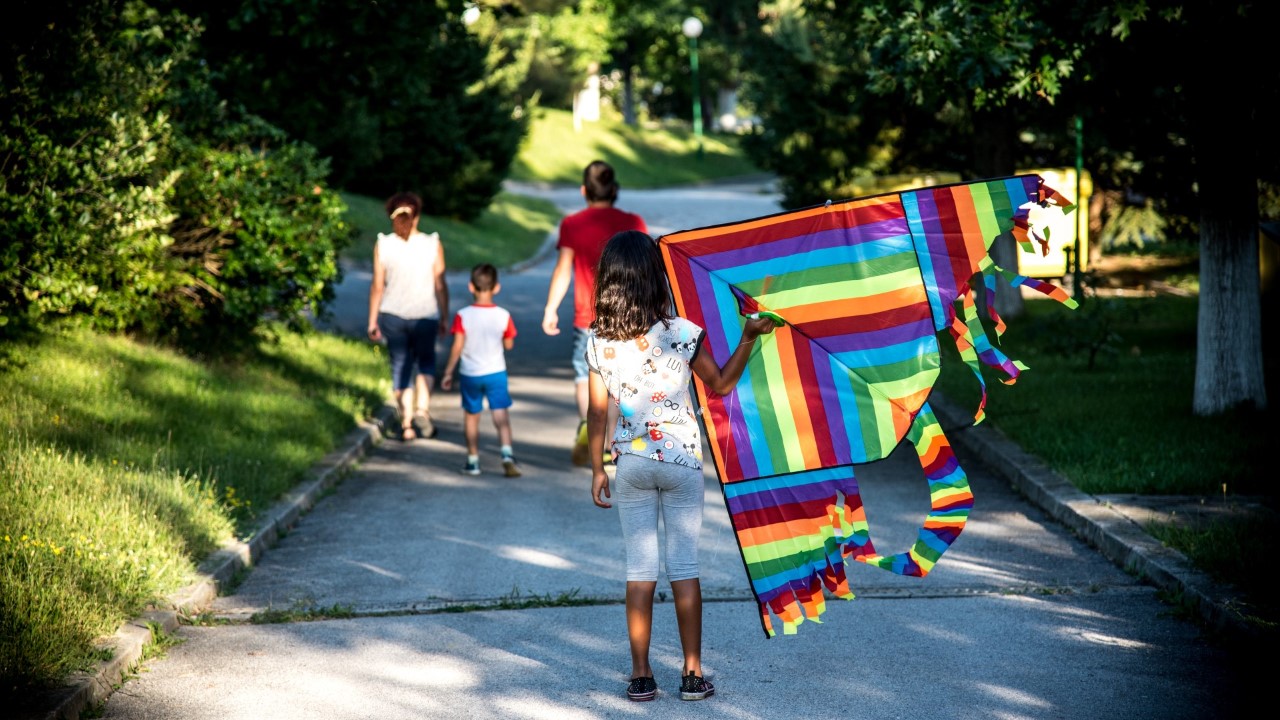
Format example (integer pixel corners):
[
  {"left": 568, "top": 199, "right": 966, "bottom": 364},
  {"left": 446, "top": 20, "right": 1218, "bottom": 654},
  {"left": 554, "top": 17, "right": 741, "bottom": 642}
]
[
  {"left": 384, "top": 191, "right": 423, "bottom": 217},
  {"left": 471, "top": 263, "right": 498, "bottom": 292}
]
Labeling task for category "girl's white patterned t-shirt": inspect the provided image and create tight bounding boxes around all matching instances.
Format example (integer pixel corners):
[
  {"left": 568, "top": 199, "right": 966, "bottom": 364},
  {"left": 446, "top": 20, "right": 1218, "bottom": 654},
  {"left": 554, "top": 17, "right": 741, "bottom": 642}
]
[{"left": 586, "top": 317, "right": 704, "bottom": 469}]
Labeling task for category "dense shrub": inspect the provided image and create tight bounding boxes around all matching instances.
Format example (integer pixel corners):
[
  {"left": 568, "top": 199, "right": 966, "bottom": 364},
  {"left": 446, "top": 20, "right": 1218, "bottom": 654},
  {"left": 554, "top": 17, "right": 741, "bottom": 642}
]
[
  {"left": 162, "top": 119, "right": 349, "bottom": 347},
  {"left": 0, "top": 0, "right": 191, "bottom": 335},
  {"left": 0, "top": 1, "right": 350, "bottom": 348}
]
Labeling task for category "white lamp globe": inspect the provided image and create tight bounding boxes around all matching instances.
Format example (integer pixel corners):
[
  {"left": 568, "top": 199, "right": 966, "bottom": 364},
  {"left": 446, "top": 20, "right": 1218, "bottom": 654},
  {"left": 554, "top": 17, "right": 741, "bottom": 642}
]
[{"left": 682, "top": 17, "right": 703, "bottom": 39}]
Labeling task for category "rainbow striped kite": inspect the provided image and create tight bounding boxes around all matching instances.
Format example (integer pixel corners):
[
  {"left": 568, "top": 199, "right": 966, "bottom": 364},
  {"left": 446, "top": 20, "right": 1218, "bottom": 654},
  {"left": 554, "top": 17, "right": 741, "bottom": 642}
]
[{"left": 659, "top": 174, "right": 1076, "bottom": 637}]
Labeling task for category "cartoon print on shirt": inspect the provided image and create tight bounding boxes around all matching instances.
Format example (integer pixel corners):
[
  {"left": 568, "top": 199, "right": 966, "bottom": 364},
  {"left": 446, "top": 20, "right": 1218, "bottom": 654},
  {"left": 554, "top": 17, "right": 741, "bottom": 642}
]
[
  {"left": 585, "top": 318, "right": 704, "bottom": 470},
  {"left": 646, "top": 421, "right": 663, "bottom": 441}
]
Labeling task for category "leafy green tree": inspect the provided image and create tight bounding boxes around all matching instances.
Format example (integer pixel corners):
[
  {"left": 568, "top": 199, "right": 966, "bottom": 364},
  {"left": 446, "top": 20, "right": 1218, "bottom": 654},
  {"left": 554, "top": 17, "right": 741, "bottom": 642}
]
[
  {"left": 0, "top": 0, "right": 190, "bottom": 335},
  {"left": 742, "top": 1, "right": 1276, "bottom": 414},
  {"left": 173, "top": 0, "right": 527, "bottom": 220},
  {"left": 738, "top": 2, "right": 960, "bottom": 206},
  {"left": 1, "top": 0, "right": 352, "bottom": 349}
]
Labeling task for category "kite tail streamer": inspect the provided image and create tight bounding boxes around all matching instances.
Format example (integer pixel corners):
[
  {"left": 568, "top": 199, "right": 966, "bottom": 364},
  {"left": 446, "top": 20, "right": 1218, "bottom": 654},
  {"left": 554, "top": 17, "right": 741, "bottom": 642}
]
[
  {"left": 992, "top": 264, "right": 1080, "bottom": 309},
  {"left": 723, "top": 468, "right": 866, "bottom": 636},
  {"left": 855, "top": 403, "right": 972, "bottom": 577},
  {"left": 1012, "top": 179, "right": 1076, "bottom": 256}
]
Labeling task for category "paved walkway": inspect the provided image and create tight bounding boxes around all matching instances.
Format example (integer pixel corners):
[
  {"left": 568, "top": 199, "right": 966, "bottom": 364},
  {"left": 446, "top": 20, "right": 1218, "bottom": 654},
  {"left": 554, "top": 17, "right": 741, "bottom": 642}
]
[{"left": 54, "top": 180, "right": 1260, "bottom": 719}]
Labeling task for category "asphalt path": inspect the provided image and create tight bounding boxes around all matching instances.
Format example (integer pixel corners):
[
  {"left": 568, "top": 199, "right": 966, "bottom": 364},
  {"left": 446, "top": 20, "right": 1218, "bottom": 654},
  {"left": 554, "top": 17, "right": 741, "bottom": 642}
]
[{"left": 100, "top": 181, "right": 1251, "bottom": 719}]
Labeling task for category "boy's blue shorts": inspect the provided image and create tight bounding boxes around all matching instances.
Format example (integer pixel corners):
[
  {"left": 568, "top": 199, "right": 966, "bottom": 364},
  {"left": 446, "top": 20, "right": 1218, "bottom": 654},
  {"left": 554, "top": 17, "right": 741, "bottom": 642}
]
[{"left": 459, "top": 371, "right": 512, "bottom": 414}]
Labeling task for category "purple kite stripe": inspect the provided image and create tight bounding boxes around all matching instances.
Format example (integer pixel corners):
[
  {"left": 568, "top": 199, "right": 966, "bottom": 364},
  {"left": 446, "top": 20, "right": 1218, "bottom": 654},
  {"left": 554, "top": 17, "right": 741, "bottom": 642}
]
[
  {"left": 693, "top": 219, "right": 912, "bottom": 271},
  {"left": 814, "top": 344, "right": 854, "bottom": 464},
  {"left": 723, "top": 476, "right": 852, "bottom": 514},
  {"left": 906, "top": 189, "right": 960, "bottom": 307},
  {"left": 815, "top": 317, "right": 936, "bottom": 354}
]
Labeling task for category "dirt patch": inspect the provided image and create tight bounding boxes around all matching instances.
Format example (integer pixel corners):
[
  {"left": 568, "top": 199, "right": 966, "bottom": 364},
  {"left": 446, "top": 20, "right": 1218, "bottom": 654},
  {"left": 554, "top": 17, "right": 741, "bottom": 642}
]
[{"left": 1084, "top": 254, "right": 1199, "bottom": 297}]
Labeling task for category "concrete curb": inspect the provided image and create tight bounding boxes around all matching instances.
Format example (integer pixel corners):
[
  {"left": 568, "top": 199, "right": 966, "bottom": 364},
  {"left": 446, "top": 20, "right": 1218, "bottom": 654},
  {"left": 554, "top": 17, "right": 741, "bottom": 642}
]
[
  {"left": 27, "top": 404, "right": 398, "bottom": 720},
  {"left": 929, "top": 391, "right": 1254, "bottom": 640}
]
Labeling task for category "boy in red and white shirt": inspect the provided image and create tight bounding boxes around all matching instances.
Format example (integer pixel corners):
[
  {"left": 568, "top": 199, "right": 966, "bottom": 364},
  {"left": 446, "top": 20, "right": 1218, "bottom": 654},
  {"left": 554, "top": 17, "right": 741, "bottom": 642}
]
[{"left": 442, "top": 264, "right": 520, "bottom": 477}]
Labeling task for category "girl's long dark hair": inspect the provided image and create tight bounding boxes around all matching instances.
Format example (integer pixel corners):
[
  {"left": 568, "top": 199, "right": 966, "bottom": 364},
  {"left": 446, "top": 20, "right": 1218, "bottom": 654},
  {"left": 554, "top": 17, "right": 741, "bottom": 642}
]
[{"left": 591, "top": 230, "right": 674, "bottom": 340}]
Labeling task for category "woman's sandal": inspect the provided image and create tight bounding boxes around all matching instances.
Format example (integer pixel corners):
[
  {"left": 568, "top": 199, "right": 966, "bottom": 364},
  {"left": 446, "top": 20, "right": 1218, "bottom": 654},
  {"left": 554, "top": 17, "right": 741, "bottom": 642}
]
[
  {"left": 411, "top": 414, "right": 437, "bottom": 439},
  {"left": 399, "top": 423, "right": 416, "bottom": 442}
]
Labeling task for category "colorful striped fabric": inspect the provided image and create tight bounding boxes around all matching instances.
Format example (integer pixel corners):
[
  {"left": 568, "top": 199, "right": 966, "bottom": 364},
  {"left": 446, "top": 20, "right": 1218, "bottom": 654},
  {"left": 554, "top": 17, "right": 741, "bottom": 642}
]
[{"left": 659, "top": 174, "right": 1076, "bottom": 636}]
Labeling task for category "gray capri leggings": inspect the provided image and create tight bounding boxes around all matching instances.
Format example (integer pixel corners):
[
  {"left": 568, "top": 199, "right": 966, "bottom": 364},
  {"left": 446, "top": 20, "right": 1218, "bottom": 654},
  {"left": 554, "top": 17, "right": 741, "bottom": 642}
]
[{"left": 614, "top": 454, "right": 704, "bottom": 582}]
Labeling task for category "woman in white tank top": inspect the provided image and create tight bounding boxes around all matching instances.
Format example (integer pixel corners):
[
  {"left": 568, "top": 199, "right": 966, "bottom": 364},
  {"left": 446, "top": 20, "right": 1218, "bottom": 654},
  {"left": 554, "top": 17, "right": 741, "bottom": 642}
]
[{"left": 367, "top": 192, "right": 450, "bottom": 441}]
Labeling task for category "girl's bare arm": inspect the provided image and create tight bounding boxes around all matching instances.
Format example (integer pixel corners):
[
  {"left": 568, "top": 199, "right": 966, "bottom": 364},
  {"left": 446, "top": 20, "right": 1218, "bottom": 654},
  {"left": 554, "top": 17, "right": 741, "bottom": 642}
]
[{"left": 690, "top": 316, "right": 778, "bottom": 395}]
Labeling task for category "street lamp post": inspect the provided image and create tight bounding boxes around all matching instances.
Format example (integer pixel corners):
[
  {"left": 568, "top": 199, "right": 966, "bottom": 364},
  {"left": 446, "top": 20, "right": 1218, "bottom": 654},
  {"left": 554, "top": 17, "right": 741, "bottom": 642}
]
[{"left": 682, "top": 16, "right": 704, "bottom": 159}]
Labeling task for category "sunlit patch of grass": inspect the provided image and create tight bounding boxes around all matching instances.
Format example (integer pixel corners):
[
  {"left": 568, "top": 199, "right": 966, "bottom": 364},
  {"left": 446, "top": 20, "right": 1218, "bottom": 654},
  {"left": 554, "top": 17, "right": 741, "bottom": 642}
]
[
  {"left": 509, "top": 107, "right": 762, "bottom": 187},
  {"left": 0, "top": 322, "right": 386, "bottom": 699}
]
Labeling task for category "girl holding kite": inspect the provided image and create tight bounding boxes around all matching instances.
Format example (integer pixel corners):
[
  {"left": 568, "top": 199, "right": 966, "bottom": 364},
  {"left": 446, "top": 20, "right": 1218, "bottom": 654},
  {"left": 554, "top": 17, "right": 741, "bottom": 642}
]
[{"left": 585, "top": 230, "right": 778, "bottom": 702}]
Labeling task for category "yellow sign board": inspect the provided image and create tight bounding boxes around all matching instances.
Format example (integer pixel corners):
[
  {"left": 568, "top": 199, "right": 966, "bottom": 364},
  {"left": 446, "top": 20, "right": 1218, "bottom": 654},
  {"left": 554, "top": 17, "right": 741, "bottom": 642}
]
[{"left": 1018, "top": 167, "right": 1091, "bottom": 279}]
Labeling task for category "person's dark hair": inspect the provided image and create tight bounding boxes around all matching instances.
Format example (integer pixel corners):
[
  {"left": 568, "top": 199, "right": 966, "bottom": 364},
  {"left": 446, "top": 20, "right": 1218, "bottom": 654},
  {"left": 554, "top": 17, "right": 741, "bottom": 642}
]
[
  {"left": 470, "top": 263, "right": 498, "bottom": 292},
  {"left": 582, "top": 160, "right": 619, "bottom": 204},
  {"left": 591, "top": 230, "right": 673, "bottom": 340},
  {"left": 385, "top": 191, "right": 423, "bottom": 217}
]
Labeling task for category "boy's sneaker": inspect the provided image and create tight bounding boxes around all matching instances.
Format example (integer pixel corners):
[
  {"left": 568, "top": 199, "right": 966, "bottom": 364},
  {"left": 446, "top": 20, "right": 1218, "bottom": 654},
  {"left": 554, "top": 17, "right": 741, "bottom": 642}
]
[
  {"left": 570, "top": 420, "right": 591, "bottom": 467},
  {"left": 626, "top": 676, "right": 657, "bottom": 702},
  {"left": 679, "top": 672, "right": 714, "bottom": 701},
  {"left": 502, "top": 456, "right": 522, "bottom": 478},
  {"left": 462, "top": 459, "right": 481, "bottom": 476}
]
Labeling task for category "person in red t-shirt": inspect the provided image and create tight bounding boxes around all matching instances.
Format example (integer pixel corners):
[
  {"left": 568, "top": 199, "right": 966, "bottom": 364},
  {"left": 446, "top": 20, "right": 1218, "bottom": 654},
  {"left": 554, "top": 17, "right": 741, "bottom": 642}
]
[{"left": 542, "top": 160, "right": 648, "bottom": 466}]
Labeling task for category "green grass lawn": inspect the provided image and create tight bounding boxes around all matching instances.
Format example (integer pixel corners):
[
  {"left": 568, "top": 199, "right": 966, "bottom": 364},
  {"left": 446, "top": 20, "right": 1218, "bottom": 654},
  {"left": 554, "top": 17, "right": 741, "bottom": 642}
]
[
  {"left": 340, "top": 191, "right": 562, "bottom": 268},
  {"left": 937, "top": 294, "right": 1274, "bottom": 497},
  {"left": 0, "top": 323, "right": 387, "bottom": 700},
  {"left": 509, "top": 107, "right": 763, "bottom": 187}
]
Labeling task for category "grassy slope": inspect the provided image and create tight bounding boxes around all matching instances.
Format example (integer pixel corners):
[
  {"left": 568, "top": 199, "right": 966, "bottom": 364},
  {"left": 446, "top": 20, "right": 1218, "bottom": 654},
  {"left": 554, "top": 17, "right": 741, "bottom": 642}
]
[
  {"left": 0, "top": 325, "right": 386, "bottom": 697},
  {"left": 508, "top": 107, "right": 762, "bottom": 187}
]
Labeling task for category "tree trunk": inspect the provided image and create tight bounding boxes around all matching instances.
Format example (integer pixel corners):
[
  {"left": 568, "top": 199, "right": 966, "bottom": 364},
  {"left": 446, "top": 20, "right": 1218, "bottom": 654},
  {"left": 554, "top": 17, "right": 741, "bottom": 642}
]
[
  {"left": 1191, "top": 9, "right": 1267, "bottom": 415},
  {"left": 971, "top": 109, "right": 1023, "bottom": 319},
  {"left": 622, "top": 63, "right": 637, "bottom": 126}
]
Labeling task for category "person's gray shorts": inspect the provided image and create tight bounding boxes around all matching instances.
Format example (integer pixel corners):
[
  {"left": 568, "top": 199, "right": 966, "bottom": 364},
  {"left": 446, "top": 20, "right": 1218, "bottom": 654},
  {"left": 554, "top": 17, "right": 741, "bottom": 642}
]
[
  {"left": 614, "top": 454, "right": 704, "bottom": 582},
  {"left": 572, "top": 327, "right": 592, "bottom": 384}
]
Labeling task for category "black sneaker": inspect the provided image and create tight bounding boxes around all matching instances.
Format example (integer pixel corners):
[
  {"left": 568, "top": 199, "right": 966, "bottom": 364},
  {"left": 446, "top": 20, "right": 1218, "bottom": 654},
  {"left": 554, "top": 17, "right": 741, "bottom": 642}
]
[
  {"left": 680, "top": 672, "right": 714, "bottom": 701},
  {"left": 626, "top": 676, "right": 657, "bottom": 702}
]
